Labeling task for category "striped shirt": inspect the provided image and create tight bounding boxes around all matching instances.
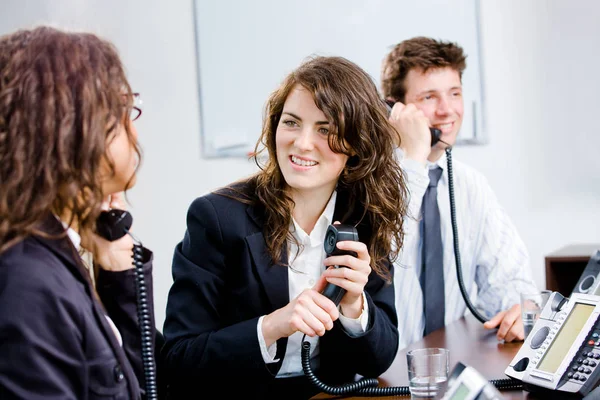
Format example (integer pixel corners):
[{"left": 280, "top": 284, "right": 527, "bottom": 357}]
[{"left": 393, "top": 149, "right": 538, "bottom": 350}]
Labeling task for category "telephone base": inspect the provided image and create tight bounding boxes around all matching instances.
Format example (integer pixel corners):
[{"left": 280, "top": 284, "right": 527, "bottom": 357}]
[{"left": 523, "top": 383, "right": 587, "bottom": 399}]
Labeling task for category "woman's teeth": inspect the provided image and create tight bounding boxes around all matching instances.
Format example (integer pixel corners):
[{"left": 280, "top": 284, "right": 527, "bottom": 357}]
[{"left": 291, "top": 155, "right": 317, "bottom": 167}]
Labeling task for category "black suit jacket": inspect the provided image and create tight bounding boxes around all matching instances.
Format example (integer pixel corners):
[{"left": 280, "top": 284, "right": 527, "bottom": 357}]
[
  {"left": 0, "top": 217, "right": 154, "bottom": 399},
  {"left": 162, "top": 187, "right": 399, "bottom": 399}
]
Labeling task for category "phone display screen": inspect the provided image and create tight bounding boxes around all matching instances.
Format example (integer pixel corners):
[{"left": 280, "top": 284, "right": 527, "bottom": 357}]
[
  {"left": 537, "top": 303, "right": 595, "bottom": 373},
  {"left": 449, "top": 382, "right": 470, "bottom": 400}
]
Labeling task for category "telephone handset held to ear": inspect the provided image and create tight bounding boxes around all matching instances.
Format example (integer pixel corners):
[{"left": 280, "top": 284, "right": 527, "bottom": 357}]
[
  {"left": 320, "top": 223, "right": 359, "bottom": 305},
  {"left": 96, "top": 209, "right": 133, "bottom": 241},
  {"left": 384, "top": 99, "right": 441, "bottom": 146},
  {"left": 96, "top": 209, "right": 158, "bottom": 400}
]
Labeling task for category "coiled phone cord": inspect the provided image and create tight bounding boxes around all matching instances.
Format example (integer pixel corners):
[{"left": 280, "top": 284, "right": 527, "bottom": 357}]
[
  {"left": 300, "top": 147, "right": 523, "bottom": 396},
  {"left": 489, "top": 378, "right": 523, "bottom": 390},
  {"left": 96, "top": 209, "right": 158, "bottom": 399},
  {"left": 301, "top": 337, "right": 410, "bottom": 396},
  {"left": 444, "top": 147, "right": 521, "bottom": 390},
  {"left": 444, "top": 147, "right": 488, "bottom": 325},
  {"left": 301, "top": 336, "right": 522, "bottom": 396},
  {"left": 131, "top": 238, "right": 158, "bottom": 400}
]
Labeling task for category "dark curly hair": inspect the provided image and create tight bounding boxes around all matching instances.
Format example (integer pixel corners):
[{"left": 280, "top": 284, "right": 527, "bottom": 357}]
[
  {"left": 221, "top": 55, "right": 408, "bottom": 282},
  {"left": 0, "top": 26, "right": 140, "bottom": 254},
  {"left": 381, "top": 36, "right": 467, "bottom": 103}
]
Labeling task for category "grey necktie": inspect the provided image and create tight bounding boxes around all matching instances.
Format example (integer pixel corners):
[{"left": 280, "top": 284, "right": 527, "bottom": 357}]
[{"left": 421, "top": 166, "right": 445, "bottom": 336}]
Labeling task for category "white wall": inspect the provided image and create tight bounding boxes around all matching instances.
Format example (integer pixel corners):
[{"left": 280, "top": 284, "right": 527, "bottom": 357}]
[{"left": 1, "top": 0, "right": 599, "bottom": 329}]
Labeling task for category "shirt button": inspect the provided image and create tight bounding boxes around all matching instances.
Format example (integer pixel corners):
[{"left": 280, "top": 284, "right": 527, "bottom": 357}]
[
  {"left": 114, "top": 365, "right": 124, "bottom": 382},
  {"left": 309, "top": 279, "right": 315, "bottom": 285}
]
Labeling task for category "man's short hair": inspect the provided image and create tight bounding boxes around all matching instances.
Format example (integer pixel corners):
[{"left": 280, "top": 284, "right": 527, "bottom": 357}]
[{"left": 381, "top": 36, "right": 467, "bottom": 102}]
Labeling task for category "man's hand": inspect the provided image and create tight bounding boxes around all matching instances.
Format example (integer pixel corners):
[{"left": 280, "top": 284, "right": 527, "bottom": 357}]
[
  {"left": 388, "top": 101, "right": 432, "bottom": 164},
  {"left": 483, "top": 303, "right": 524, "bottom": 342}
]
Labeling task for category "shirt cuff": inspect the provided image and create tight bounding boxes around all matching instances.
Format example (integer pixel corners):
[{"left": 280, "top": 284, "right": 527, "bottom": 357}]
[
  {"left": 257, "top": 316, "right": 279, "bottom": 364},
  {"left": 401, "top": 158, "right": 429, "bottom": 183},
  {"left": 338, "top": 292, "right": 369, "bottom": 336}
]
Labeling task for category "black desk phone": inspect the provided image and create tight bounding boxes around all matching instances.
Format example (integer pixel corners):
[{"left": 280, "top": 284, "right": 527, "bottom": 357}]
[
  {"left": 572, "top": 250, "right": 600, "bottom": 296},
  {"left": 505, "top": 291, "right": 600, "bottom": 398}
]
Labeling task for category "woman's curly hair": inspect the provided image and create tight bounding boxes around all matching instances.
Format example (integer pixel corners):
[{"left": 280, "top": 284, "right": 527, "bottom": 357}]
[
  {"left": 223, "top": 55, "right": 409, "bottom": 282},
  {"left": 0, "top": 26, "right": 140, "bottom": 254}
]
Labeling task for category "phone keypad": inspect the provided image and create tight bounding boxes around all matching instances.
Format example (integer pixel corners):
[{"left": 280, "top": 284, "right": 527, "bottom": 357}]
[{"left": 565, "top": 324, "right": 600, "bottom": 383}]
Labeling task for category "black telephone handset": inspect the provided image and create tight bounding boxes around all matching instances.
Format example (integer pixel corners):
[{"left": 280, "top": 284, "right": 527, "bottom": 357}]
[
  {"left": 384, "top": 99, "right": 441, "bottom": 146},
  {"left": 95, "top": 210, "right": 158, "bottom": 400},
  {"left": 571, "top": 250, "right": 600, "bottom": 296},
  {"left": 96, "top": 209, "right": 133, "bottom": 241},
  {"left": 320, "top": 223, "right": 359, "bottom": 305}
]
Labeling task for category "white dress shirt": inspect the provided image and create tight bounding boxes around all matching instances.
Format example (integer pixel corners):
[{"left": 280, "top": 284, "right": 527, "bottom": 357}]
[
  {"left": 60, "top": 218, "right": 123, "bottom": 347},
  {"left": 256, "top": 191, "right": 369, "bottom": 377},
  {"left": 393, "top": 149, "right": 537, "bottom": 350}
]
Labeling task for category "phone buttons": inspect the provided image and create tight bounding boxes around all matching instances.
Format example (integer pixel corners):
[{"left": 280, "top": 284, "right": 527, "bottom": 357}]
[{"left": 114, "top": 365, "right": 125, "bottom": 382}]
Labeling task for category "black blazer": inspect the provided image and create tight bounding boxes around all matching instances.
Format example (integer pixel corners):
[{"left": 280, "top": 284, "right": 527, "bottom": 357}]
[
  {"left": 0, "top": 217, "right": 154, "bottom": 399},
  {"left": 162, "top": 186, "right": 399, "bottom": 399}
]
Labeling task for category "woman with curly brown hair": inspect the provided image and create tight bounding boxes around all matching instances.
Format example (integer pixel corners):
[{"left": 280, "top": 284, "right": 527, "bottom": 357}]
[
  {"left": 0, "top": 26, "right": 155, "bottom": 399},
  {"left": 162, "top": 55, "right": 408, "bottom": 399}
]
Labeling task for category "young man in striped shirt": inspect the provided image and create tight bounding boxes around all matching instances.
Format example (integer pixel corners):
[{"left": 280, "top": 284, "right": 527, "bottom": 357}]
[{"left": 382, "top": 36, "right": 538, "bottom": 350}]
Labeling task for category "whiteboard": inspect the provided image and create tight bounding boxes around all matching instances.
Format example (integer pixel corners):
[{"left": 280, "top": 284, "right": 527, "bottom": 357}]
[{"left": 193, "top": 0, "right": 486, "bottom": 158}]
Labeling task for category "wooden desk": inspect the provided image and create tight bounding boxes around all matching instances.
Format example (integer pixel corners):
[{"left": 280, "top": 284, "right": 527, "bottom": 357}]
[
  {"left": 545, "top": 244, "right": 599, "bottom": 295},
  {"left": 314, "top": 315, "right": 535, "bottom": 399}
]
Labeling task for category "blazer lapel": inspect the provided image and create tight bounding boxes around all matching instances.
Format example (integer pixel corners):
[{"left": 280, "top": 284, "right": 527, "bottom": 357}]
[
  {"left": 33, "top": 217, "right": 140, "bottom": 399},
  {"left": 245, "top": 205, "right": 289, "bottom": 311}
]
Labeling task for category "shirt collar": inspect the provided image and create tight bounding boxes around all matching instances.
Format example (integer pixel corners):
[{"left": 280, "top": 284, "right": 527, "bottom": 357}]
[
  {"left": 427, "top": 151, "right": 447, "bottom": 171},
  {"left": 291, "top": 190, "right": 337, "bottom": 248},
  {"left": 55, "top": 215, "right": 82, "bottom": 250},
  {"left": 395, "top": 147, "right": 447, "bottom": 172}
]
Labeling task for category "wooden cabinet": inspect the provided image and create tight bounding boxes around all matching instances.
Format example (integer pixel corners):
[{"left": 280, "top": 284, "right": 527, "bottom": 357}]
[{"left": 545, "top": 244, "right": 600, "bottom": 295}]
